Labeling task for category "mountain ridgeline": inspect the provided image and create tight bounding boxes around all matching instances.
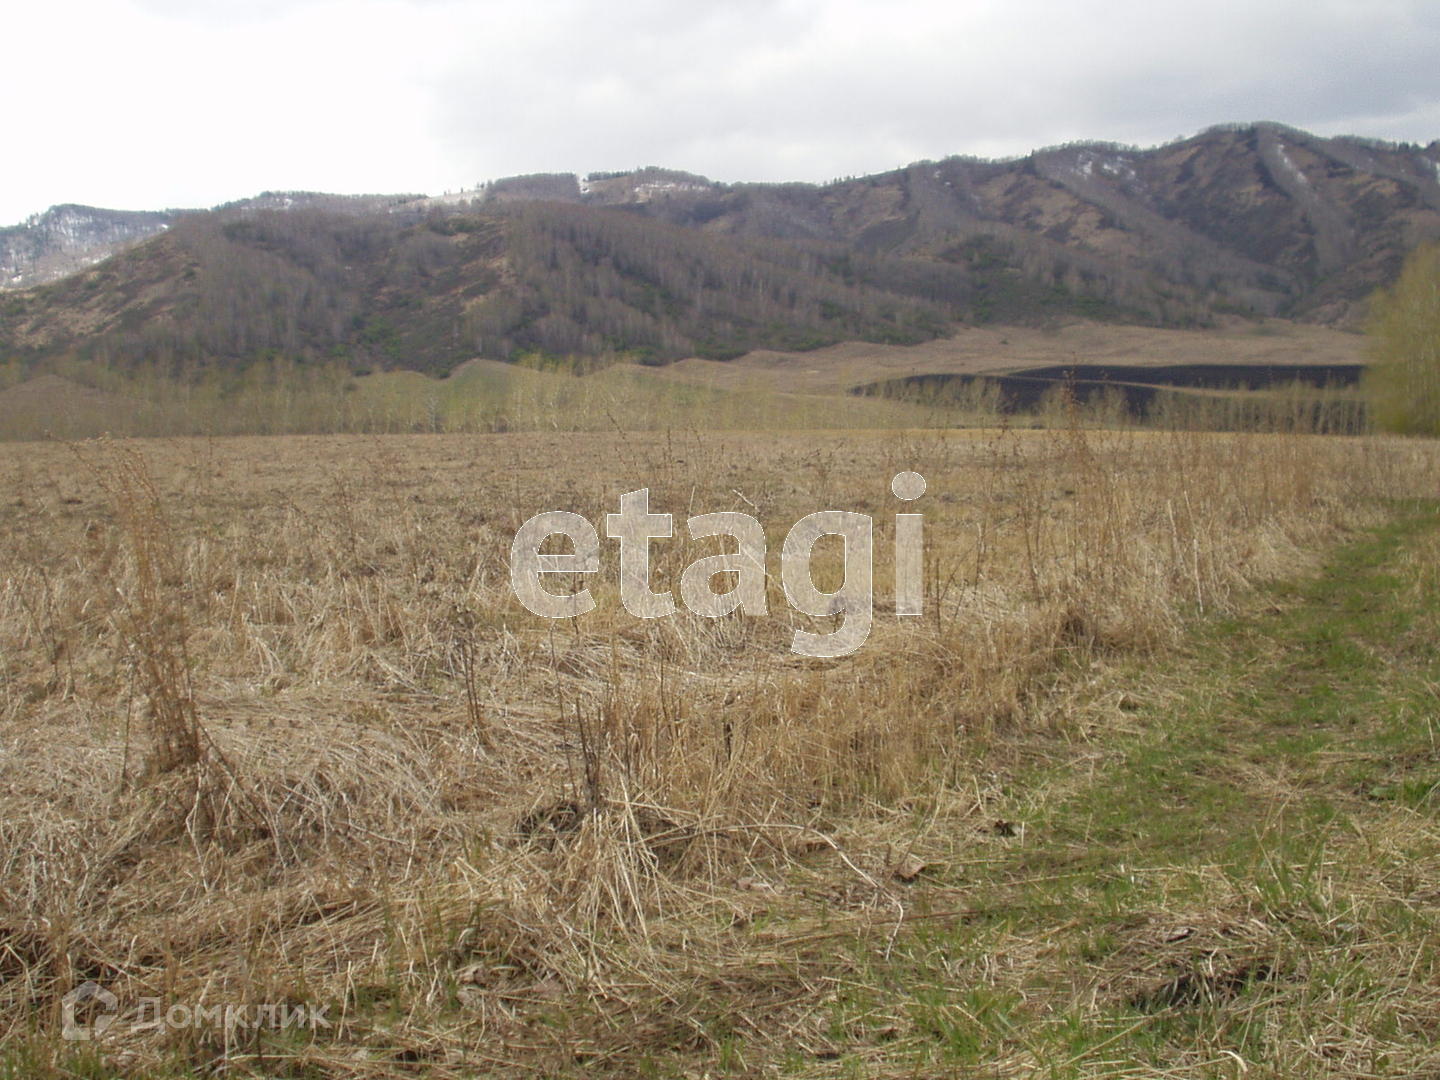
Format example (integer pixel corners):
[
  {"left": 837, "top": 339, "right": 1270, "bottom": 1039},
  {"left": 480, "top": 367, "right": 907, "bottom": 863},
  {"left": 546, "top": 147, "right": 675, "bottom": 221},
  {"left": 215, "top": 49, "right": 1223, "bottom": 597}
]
[{"left": 3, "top": 122, "right": 1438, "bottom": 376}]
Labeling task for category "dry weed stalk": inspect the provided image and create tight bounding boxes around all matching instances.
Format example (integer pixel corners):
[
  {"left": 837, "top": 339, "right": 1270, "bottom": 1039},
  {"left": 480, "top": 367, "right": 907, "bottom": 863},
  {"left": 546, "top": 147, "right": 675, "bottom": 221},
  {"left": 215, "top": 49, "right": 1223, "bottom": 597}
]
[
  {"left": 81, "top": 439, "right": 206, "bottom": 777},
  {"left": 0, "top": 428, "right": 1436, "bottom": 1074}
]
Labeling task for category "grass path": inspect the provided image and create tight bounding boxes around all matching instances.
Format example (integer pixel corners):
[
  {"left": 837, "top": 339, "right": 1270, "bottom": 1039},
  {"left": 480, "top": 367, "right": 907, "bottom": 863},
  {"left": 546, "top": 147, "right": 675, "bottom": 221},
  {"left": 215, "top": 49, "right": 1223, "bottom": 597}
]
[{"left": 828, "top": 500, "right": 1440, "bottom": 1078}]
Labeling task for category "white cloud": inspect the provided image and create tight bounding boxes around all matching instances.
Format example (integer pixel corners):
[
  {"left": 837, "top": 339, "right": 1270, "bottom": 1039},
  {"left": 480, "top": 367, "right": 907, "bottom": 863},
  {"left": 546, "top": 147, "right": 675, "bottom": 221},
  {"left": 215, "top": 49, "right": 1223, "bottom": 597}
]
[{"left": 4, "top": 0, "right": 1438, "bottom": 224}]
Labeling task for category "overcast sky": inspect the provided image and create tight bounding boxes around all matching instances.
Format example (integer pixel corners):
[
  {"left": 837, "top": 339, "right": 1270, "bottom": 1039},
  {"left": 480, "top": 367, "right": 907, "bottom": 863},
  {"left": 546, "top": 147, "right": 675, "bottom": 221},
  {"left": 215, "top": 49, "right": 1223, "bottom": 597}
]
[{"left": 7, "top": 0, "right": 1440, "bottom": 225}]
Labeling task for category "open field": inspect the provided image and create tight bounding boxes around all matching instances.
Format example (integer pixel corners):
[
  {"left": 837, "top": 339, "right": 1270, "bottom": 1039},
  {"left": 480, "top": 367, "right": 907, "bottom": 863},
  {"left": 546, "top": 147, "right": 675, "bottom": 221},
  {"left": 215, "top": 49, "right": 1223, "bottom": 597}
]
[
  {"left": 2, "top": 426, "right": 1438, "bottom": 1077},
  {"left": 647, "top": 320, "right": 1366, "bottom": 396},
  {"left": 0, "top": 319, "right": 1367, "bottom": 440}
]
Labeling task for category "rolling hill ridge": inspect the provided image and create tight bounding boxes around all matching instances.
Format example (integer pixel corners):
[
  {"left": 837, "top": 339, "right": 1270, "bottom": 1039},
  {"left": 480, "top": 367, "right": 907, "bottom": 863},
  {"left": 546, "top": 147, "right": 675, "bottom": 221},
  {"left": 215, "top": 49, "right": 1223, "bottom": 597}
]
[{"left": 2, "top": 122, "right": 1437, "bottom": 376}]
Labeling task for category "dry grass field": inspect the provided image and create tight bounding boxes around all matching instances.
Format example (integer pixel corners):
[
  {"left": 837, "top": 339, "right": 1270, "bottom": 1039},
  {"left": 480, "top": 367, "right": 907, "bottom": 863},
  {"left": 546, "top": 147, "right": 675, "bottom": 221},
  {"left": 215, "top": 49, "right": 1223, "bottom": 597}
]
[
  {"left": 647, "top": 320, "right": 1366, "bottom": 396},
  {"left": 0, "top": 319, "right": 1366, "bottom": 441},
  {"left": 2, "top": 423, "right": 1439, "bottom": 1077}
]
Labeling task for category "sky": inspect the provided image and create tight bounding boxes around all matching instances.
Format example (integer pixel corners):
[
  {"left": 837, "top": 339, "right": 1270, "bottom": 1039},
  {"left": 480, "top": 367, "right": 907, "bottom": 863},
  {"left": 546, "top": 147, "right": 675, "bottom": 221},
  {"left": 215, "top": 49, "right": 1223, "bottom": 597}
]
[{"left": 6, "top": 0, "right": 1440, "bottom": 225}]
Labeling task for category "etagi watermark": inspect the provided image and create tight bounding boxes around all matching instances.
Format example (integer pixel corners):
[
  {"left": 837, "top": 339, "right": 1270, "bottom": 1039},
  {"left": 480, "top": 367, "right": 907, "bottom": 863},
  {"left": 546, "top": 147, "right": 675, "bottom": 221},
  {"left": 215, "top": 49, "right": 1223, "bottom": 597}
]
[
  {"left": 510, "top": 472, "right": 926, "bottom": 658},
  {"left": 61, "top": 981, "right": 332, "bottom": 1042}
]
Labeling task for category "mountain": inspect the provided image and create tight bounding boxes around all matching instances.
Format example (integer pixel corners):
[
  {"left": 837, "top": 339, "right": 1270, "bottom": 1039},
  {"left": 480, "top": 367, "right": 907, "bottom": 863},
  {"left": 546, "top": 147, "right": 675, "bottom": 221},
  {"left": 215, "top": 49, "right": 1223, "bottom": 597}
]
[
  {"left": 578, "top": 124, "right": 1440, "bottom": 324},
  {"left": 0, "top": 201, "right": 948, "bottom": 375},
  {"left": 2, "top": 122, "right": 1438, "bottom": 375},
  {"left": 1, "top": 205, "right": 176, "bottom": 290},
  {"left": 0, "top": 193, "right": 426, "bottom": 291}
]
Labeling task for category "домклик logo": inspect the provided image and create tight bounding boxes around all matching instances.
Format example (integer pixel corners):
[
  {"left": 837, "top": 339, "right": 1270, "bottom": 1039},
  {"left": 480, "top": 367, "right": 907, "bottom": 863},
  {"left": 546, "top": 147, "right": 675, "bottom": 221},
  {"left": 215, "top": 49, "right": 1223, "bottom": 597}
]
[{"left": 61, "top": 981, "right": 119, "bottom": 1041}]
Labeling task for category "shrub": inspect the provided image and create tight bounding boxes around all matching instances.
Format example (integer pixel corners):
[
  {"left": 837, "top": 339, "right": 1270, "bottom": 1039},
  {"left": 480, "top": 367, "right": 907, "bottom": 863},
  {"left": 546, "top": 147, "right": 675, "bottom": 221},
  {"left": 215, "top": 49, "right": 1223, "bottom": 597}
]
[{"left": 1364, "top": 242, "right": 1440, "bottom": 435}]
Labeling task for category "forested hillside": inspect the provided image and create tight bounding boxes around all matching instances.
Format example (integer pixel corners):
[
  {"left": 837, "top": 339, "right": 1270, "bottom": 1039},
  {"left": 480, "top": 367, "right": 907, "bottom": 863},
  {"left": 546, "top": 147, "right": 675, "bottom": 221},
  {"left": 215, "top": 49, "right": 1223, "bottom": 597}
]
[
  {"left": 0, "top": 205, "right": 954, "bottom": 375},
  {"left": 2, "top": 122, "right": 1437, "bottom": 376}
]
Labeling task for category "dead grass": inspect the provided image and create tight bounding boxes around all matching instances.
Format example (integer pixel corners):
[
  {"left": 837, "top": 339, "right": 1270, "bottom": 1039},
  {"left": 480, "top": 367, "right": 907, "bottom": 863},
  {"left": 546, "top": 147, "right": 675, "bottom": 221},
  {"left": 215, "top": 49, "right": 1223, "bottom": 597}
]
[
  {"left": 646, "top": 319, "right": 1365, "bottom": 395},
  {"left": 0, "top": 320, "right": 1367, "bottom": 441},
  {"left": 0, "top": 426, "right": 1436, "bottom": 1076}
]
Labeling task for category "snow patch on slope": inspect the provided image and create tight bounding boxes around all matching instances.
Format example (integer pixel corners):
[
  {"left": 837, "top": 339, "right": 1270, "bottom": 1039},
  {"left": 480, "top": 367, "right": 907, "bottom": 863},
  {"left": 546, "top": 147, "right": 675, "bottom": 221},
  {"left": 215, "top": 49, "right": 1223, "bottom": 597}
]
[
  {"left": 1071, "top": 150, "right": 1137, "bottom": 185},
  {"left": 1274, "top": 144, "right": 1310, "bottom": 187}
]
